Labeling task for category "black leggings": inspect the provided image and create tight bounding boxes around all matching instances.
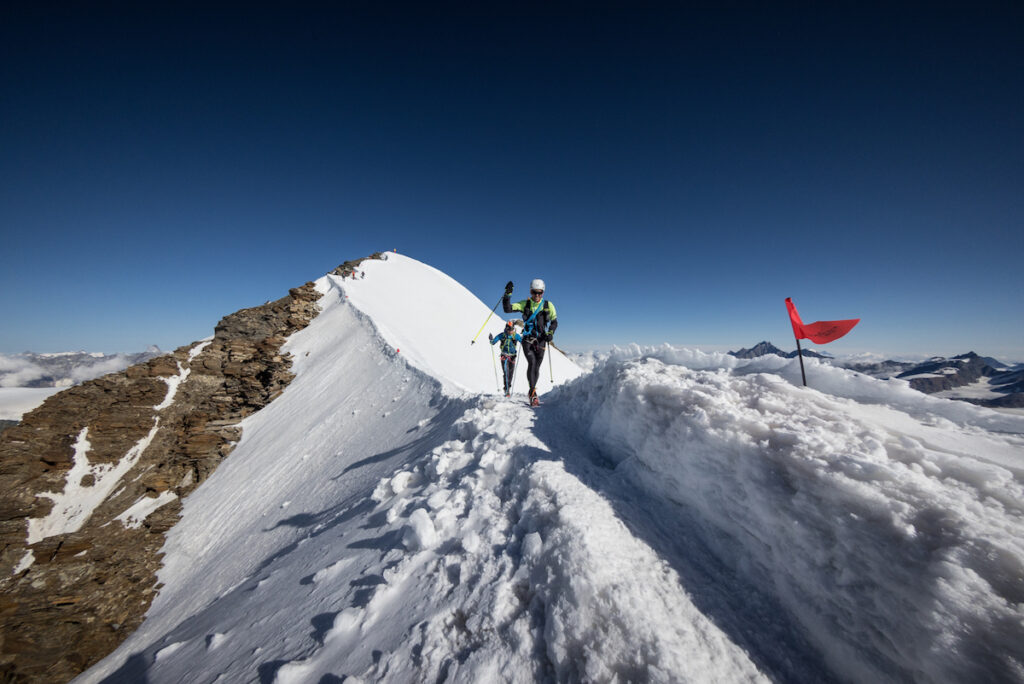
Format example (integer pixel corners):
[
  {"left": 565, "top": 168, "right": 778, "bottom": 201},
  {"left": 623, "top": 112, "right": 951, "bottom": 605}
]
[
  {"left": 500, "top": 354, "right": 517, "bottom": 393},
  {"left": 522, "top": 339, "right": 546, "bottom": 392}
]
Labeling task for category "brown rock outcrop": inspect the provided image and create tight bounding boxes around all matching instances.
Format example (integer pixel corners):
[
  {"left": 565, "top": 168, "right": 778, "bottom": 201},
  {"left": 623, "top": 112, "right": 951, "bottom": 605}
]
[
  {"left": 0, "top": 281, "right": 323, "bottom": 683},
  {"left": 331, "top": 252, "right": 386, "bottom": 280}
]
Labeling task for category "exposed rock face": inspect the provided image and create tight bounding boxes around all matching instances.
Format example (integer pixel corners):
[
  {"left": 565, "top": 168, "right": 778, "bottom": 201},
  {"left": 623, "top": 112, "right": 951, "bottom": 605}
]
[
  {"left": 0, "top": 283, "right": 322, "bottom": 683},
  {"left": 897, "top": 352, "right": 995, "bottom": 394},
  {"left": 330, "top": 252, "right": 386, "bottom": 279},
  {"left": 896, "top": 353, "right": 1024, "bottom": 408},
  {"left": 974, "top": 390, "right": 1024, "bottom": 409}
]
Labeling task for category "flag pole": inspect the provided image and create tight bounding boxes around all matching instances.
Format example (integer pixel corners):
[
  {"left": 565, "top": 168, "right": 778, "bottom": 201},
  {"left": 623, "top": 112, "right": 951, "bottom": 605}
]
[{"left": 794, "top": 336, "right": 807, "bottom": 387}]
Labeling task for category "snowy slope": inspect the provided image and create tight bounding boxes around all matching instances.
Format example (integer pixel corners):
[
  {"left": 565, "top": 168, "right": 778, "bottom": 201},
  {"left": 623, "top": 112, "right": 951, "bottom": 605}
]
[
  {"left": 341, "top": 253, "right": 582, "bottom": 395},
  {"left": 78, "top": 258, "right": 1024, "bottom": 684}
]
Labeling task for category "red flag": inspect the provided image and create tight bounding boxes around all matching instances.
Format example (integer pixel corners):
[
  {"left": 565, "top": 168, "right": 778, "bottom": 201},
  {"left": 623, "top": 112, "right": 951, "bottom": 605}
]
[{"left": 785, "top": 297, "right": 859, "bottom": 344}]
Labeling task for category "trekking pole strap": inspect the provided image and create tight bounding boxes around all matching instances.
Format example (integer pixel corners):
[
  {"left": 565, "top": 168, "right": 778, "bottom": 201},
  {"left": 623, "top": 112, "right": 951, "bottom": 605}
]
[
  {"left": 522, "top": 298, "right": 545, "bottom": 337},
  {"left": 490, "top": 343, "right": 500, "bottom": 392}
]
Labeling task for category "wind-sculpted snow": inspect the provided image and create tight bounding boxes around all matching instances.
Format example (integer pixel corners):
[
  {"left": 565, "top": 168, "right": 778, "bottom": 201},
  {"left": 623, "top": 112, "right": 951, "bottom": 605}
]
[
  {"left": 608, "top": 343, "right": 1024, "bottom": 434},
  {"left": 549, "top": 350, "right": 1024, "bottom": 683}
]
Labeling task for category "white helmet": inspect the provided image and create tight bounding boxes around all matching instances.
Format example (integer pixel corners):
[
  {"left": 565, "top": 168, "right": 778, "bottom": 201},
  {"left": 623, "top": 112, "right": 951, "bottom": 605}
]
[{"left": 530, "top": 278, "right": 545, "bottom": 292}]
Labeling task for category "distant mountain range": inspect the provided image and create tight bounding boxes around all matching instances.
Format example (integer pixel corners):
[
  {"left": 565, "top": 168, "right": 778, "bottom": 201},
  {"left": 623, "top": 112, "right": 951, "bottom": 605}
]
[
  {"left": 729, "top": 341, "right": 831, "bottom": 360},
  {"left": 891, "top": 352, "right": 1024, "bottom": 407},
  {"left": 729, "top": 343, "right": 1024, "bottom": 408}
]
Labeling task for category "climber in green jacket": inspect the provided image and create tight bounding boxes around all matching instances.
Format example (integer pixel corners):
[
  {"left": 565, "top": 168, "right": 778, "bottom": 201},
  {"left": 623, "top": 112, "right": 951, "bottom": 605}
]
[{"left": 502, "top": 278, "right": 557, "bottom": 406}]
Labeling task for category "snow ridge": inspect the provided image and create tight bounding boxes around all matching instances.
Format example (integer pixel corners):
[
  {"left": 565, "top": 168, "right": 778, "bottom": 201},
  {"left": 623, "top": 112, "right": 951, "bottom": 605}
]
[{"left": 77, "top": 255, "right": 1024, "bottom": 684}]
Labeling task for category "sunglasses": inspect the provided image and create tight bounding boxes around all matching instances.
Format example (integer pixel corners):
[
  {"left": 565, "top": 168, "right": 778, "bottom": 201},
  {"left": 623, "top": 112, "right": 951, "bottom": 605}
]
[{"left": 531, "top": 290, "right": 544, "bottom": 296}]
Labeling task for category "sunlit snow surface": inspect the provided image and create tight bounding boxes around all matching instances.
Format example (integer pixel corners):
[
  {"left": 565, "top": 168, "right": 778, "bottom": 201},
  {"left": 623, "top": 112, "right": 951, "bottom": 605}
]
[
  {"left": 79, "top": 257, "right": 1024, "bottom": 684},
  {"left": 341, "top": 253, "right": 582, "bottom": 395}
]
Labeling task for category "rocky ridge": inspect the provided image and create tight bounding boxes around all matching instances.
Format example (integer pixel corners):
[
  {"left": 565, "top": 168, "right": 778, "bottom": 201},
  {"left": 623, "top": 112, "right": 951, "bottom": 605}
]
[{"left": 0, "top": 255, "right": 385, "bottom": 682}]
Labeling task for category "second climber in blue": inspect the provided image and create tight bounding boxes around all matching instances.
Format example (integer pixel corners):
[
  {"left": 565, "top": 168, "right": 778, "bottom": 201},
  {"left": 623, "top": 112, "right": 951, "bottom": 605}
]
[{"left": 489, "top": 320, "right": 523, "bottom": 397}]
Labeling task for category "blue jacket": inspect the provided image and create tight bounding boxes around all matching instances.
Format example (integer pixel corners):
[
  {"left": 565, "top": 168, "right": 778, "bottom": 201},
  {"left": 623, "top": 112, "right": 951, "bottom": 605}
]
[{"left": 491, "top": 331, "right": 522, "bottom": 355}]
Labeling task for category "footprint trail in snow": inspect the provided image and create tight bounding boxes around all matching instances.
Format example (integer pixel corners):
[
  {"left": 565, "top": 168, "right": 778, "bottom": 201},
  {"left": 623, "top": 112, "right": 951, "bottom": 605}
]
[{"left": 269, "top": 398, "right": 766, "bottom": 683}]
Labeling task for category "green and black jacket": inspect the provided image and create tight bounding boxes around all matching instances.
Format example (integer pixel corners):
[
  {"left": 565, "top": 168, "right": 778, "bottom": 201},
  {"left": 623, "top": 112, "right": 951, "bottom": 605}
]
[{"left": 503, "top": 295, "right": 558, "bottom": 339}]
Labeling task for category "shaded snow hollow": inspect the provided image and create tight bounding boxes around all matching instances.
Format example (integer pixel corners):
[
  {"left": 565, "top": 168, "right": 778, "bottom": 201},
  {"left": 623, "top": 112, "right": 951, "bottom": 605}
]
[{"left": 79, "top": 255, "right": 1024, "bottom": 684}]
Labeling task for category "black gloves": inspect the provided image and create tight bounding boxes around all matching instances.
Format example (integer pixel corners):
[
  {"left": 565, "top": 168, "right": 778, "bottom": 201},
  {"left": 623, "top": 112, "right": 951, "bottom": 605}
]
[
  {"left": 488, "top": 333, "right": 494, "bottom": 342},
  {"left": 544, "top": 331, "right": 554, "bottom": 342},
  {"left": 504, "top": 281, "right": 514, "bottom": 295}
]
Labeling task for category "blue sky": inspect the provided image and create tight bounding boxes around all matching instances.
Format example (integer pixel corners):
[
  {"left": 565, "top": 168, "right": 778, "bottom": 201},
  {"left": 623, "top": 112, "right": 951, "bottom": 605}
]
[{"left": 2, "top": 4, "right": 1022, "bottom": 361}]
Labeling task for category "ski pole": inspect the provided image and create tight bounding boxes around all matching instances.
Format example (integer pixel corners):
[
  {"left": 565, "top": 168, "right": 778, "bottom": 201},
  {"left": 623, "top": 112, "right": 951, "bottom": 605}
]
[
  {"left": 471, "top": 296, "right": 503, "bottom": 345},
  {"left": 491, "top": 343, "right": 500, "bottom": 393},
  {"left": 509, "top": 340, "right": 520, "bottom": 395},
  {"left": 548, "top": 339, "right": 554, "bottom": 382}
]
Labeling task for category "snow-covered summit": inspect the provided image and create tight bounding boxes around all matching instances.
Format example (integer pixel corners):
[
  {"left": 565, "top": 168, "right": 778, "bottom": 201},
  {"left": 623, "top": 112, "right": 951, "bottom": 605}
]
[
  {"left": 74, "top": 256, "right": 1024, "bottom": 684},
  {"left": 328, "top": 253, "right": 581, "bottom": 396}
]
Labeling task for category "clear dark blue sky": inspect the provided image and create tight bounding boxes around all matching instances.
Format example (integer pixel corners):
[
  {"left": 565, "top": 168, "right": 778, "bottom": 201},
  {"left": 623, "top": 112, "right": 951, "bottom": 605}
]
[{"left": 3, "top": 4, "right": 1022, "bottom": 360}]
